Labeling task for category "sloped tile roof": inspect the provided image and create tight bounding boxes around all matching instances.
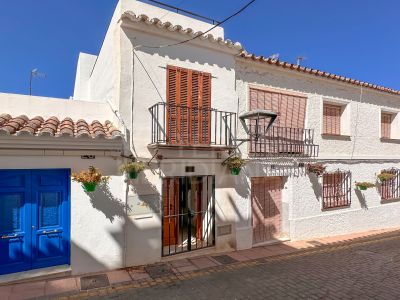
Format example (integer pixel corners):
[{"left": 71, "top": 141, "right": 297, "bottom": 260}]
[
  {"left": 0, "top": 114, "right": 123, "bottom": 140},
  {"left": 121, "top": 12, "right": 243, "bottom": 51},
  {"left": 239, "top": 51, "right": 400, "bottom": 96}
]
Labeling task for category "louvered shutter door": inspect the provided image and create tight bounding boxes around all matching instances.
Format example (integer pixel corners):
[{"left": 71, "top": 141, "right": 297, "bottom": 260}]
[
  {"left": 249, "top": 88, "right": 307, "bottom": 128},
  {"left": 201, "top": 72, "right": 211, "bottom": 144},
  {"left": 381, "top": 113, "right": 392, "bottom": 139},
  {"left": 166, "top": 66, "right": 211, "bottom": 146},
  {"left": 323, "top": 104, "right": 341, "bottom": 135},
  {"left": 166, "top": 66, "right": 178, "bottom": 144}
]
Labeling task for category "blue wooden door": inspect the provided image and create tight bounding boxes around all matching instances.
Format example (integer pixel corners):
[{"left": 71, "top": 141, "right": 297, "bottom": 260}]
[{"left": 0, "top": 169, "right": 70, "bottom": 275}]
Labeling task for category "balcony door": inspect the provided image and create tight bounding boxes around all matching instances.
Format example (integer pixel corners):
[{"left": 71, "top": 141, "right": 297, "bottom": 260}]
[
  {"left": 249, "top": 87, "right": 308, "bottom": 155},
  {"left": 166, "top": 66, "right": 211, "bottom": 146}
]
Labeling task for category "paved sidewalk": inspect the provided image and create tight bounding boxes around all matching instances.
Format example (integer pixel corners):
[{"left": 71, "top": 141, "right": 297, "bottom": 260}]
[{"left": 0, "top": 228, "right": 399, "bottom": 300}]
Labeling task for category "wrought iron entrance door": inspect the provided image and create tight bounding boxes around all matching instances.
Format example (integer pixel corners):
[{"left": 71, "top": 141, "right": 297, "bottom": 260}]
[{"left": 162, "top": 176, "right": 215, "bottom": 257}]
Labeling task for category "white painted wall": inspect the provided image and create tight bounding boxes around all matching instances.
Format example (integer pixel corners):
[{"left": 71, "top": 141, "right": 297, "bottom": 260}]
[
  {"left": 73, "top": 53, "right": 97, "bottom": 101},
  {"left": 0, "top": 93, "right": 113, "bottom": 122},
  {"left": 236, "top": 59, "right": 400, "bottom": 241}
]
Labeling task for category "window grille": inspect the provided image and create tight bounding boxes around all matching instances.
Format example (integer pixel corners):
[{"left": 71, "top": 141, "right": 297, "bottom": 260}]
[
  {"left": 380, "top": 169, "right": 400, "bottom": 200},
  {"left": 322, "top": 171, "right": 351, "bottom": 209}
]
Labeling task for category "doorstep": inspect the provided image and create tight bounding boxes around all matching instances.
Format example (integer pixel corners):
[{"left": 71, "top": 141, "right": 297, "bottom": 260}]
[
  {"left": 252, "top": 237, "right": 291, "bottom": 248},
  {"left": 0, "top": 265, "right": 71, "bottom": 285}
]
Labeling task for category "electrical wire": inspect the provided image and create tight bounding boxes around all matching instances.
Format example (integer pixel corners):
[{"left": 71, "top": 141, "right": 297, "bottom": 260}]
[
  {"left": 158, "top": 0, "right": 186, "bottom": 21},
  {"left": 135, "top": 0, "right": 256, "bottom": 49}
]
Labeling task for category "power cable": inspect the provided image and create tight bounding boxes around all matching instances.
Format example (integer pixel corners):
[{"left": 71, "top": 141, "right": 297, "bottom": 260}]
[{"left": 135, "top": 0, "right": 256, "bottom": 49}]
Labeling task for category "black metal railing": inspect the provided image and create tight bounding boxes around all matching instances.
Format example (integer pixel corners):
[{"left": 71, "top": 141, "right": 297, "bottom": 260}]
[
  {"left": 249, "top": 125, "right": 319, "bottom": 157},
  {"left": 322, "top": 171, "right": 352, "bottom": 209},
  {"left": 149, "top": 102, "right": 236, "bottom": 148},
  {"left": 380, "top": 169, "right": 400, "bottom": 200}
]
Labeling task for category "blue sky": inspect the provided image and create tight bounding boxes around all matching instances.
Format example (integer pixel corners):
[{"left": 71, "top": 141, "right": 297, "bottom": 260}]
[{"left": 1, "top": 0, "right": 399, "bottom": 98}]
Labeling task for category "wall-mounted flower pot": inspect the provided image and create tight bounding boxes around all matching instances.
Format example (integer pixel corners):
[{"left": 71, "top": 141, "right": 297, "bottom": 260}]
[
  {"left": 357, "top": 185, "right": 367, "bottom": 191},
  {"left": 83, "top": 182, "right": 97, "bottom": 192},
  {"left": 129, "top": 170, "right": 138, "bottom": 179},
  {"left": 231, "top": 168, "right": 241, "bottom": 175}
]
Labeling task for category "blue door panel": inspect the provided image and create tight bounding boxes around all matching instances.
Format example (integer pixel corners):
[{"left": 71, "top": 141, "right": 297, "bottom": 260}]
[
  {"left": 0, "top": 169, "right": 70, "bottom": 275},
  {"left": 0, "top": 171, "right": 31, "bottom": 275}
]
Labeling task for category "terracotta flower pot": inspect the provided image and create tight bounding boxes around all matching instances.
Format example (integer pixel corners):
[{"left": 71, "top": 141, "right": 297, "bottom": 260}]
[
  {"left": 230, "top": 167, "right": 241, "bottom": 175},
  {"left": 82, "top": 182, "right": 97, "bottom": 192}
]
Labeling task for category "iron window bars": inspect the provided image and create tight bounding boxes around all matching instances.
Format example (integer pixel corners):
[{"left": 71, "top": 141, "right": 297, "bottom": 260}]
[
  {"left": 248, "top": 125, "right": 319, "bottom": 157},
  {"left": 380, "top": 169, "right": 400, "bottom": 201},
  {"left": 322, "top": 171, "right": 352, "bottom": 209}
]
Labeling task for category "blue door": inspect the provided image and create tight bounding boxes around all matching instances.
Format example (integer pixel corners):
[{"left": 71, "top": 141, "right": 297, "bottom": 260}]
[{"left": 0, "top": 169, "right": 70, "bottom": 275}]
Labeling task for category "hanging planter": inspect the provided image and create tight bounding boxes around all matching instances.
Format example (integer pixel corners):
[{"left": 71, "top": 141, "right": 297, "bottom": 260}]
[
  {"left": 225, "top": 156, "right": 246, "bottom": 176},
  {"left": 377, "top": 172, "right": 396, "bottom": 183},
  {"left": 120, "top": 161, "right": 147, "bottom": 179},
  {"left": 71, "top": 166, "right": 109, "bottom": 193},
  {"left": 306, "top": 163, "right": 326, "bottom": 177},
  {"left": 355, "top": 182, "right": 375, "bottom": 191}
]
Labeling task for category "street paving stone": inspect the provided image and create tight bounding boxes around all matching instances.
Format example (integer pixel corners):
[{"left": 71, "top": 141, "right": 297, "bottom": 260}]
[{"left": 80, "top": 232, "right": 400, "bottom": 299}]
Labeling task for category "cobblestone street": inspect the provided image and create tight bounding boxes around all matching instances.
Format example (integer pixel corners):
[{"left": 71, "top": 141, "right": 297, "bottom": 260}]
[{"left": 81, "top": 232, "right": 400, "bottom": 300}]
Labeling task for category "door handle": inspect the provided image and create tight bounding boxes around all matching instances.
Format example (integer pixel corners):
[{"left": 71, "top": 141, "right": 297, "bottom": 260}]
[{"left": 1, "top": 234, "right": 18, "bottom": 239}]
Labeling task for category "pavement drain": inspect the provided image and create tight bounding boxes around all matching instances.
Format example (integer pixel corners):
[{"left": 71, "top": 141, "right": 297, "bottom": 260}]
[
  {"left": 80, "top": 274, "right": 110, "bottom": 291},
  {"left": 145, "top": 264, "right": 175, "bottom": 279},
  {"left": 212, "top": 255, "right": 238, "bottom": 265}
]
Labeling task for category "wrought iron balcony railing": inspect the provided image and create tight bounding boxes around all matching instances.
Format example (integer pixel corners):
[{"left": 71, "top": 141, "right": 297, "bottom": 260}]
[
  {"left": 249, "top": 125, "right": 319, "bottom": 157},
  {"left": 149, "top": 102, "right": 236, "bottom": 149}
]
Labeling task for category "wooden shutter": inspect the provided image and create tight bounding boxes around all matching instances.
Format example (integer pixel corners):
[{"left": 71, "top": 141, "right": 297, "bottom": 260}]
[
  {"left": 249, "top": 87, "right": 307, "bottom": 128},
  {"left": 323, "top": 104, "right": 342, "bottom": 135},
  {"left": 166, "top": 66, "right": 211, "bottom": 145},
  {"left": 381, "top": 113, "right": 392, "bottom": 139},
  {"left": 162, "top": 178, "right": 179, "bottom": 246}
]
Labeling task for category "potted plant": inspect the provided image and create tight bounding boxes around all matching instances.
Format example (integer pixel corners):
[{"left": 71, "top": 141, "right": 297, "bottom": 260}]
[
  {"left": 120, "top": 161, "right": 147, "bottom": 179},
  {"left": 306, "top": 163, "right": 326, "bottom": 176},
  {"left": 355, "top": 182, "right": 375, "bottom": 191},
  {"left": 377, "top": 172, "right": 396, "bottom": 183},
  {"left": 225, "top": 156, "right": 246, "bottom": 175},
  {"left": 72, "top": 166, "right": 109, "bottom": 192}
]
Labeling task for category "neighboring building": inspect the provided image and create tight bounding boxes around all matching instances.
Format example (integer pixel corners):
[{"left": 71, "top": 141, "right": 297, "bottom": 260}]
[{"left": 1, "top": 0, "right": 400, "bottom": 280}]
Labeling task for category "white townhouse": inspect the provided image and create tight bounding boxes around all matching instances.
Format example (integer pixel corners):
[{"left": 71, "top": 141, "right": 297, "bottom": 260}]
[{"left": 1, "top": 0, "right": 400, "bottom": 280}]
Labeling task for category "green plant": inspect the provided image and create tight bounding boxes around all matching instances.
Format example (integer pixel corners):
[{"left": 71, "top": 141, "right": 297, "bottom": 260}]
[
  {"left": 225, "top": 156, "right": 246, "bottom": 175},
  {"left": 71, "top": 166, "right": 109, "bottom": 192},
  {"left": 377, "top": 172, "right": 396, "bottom": 183},
  {"left": 120, "top": 161, "right": 147, "bottom": 179},
  {"left": 355, "top": 182, "right": 375, "bottom": 190},
  {"left": 306, "top": 163, "right": 326, "bottom": 176}
]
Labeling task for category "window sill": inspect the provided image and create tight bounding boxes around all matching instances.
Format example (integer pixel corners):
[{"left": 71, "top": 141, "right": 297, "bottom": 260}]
[
  {"left": 321, "top": 134, "right": 351, "bottom": 141},
  {"left": 380, "top": 138, "right": 400, "bottom": 144},
  {"left": 381, "top": 198, "right": 400, "bottom": 203}
]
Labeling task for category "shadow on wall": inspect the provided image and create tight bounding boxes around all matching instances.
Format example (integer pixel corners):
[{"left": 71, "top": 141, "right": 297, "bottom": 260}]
[
  {"left": 355, "top": 189, "right": 368, "bottom": 210},
  {"left": 308, "top": 173, "right": 322, "bottom": 202},
  {"left": 85, "top": 183, "right": 129, "bottom": 223}
]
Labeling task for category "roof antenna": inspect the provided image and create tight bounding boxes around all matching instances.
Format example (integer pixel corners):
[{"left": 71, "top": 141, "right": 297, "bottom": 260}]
[
  {"left": 296, "top": 56, "right": 307, "bottom": 66},
  {"left": 268, "top": 53, "right": 280, "bottom": 60},
  {"left": 29, "top": 68, "right": 46, "bottom": 96}
]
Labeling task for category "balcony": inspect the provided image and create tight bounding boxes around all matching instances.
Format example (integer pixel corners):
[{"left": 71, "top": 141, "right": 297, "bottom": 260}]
[
  {"left": 149, "top": 102, "right": 236, "bottom": 150},
  {"left": 248, "top": 125, "right": 319, "bottom": 157}
]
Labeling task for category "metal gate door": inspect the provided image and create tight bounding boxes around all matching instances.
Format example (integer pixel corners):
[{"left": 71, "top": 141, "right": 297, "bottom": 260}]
[
  {"left": 162, "top": 176, "right": 215, "bottom": 257},
  {"left": 0, "top": 169, "right": 70, "bottom": 275},
  {"left": 251, "top": 176, "right": 283, "bottom": 244}
]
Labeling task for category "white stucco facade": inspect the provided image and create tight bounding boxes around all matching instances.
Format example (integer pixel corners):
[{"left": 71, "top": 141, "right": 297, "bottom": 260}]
[{"left": 2, "top": 0, "right": 400, "bottom": 279}]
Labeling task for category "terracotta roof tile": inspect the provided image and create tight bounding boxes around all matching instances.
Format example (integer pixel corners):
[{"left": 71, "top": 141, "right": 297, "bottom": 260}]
[
  {"left": 239, "top": 51, "right": 400, "bottom": 96},
  {"left": 0, "top": 114, "right": 122, "bottom": 140},
  {"left": 120, "top": 12, "right": 243, "bottom": 51}
]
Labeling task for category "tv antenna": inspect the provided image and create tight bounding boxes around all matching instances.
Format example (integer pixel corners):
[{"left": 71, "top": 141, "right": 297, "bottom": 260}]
[
  {"left": 29, "top": 68, "right": 46, "bottom": 95},
  {"left": 296, "top": 56, "right": 307, "bottom": 66},
  {"left": 269, "top": 53, "right": 280, "bottom": 60}
]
